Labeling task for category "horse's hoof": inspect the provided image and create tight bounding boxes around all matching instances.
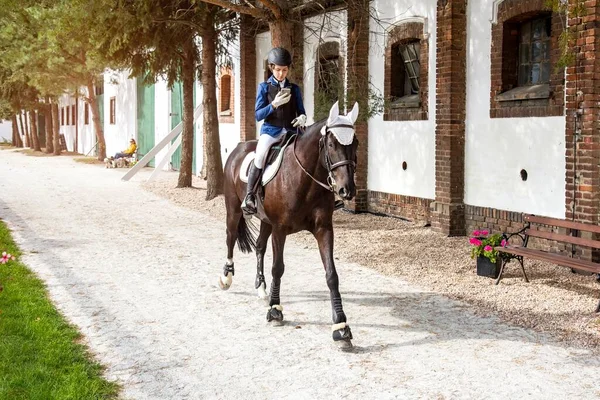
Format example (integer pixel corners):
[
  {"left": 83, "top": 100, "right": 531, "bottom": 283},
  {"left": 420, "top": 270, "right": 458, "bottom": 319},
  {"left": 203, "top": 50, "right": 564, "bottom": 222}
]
[
  {"left": 218, "top": 272, "right": 233, "bottom": 290},
  {"left": 332, "top": 323, "right": 353, "bottom": 343},
  {"left": 266, "top": 305, "right": 284, "bottom": 326},
  {"left": 335, "top": 339, "right": 353, "bottom": 351}
]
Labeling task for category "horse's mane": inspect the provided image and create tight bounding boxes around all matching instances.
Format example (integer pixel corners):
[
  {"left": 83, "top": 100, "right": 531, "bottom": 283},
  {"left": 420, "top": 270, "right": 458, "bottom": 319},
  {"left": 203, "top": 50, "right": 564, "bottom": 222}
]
[{"left": 301, "top": 118, "right": 327, "bottom": 140}]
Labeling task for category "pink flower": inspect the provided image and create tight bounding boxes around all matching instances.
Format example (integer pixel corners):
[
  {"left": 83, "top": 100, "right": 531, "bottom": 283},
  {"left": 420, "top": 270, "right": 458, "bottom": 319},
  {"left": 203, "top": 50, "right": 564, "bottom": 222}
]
[
  {"left": 481, "top": 230, "right": 489, "bottom": 236},
  {"left": 0, "top": 252, "right": 9, "bottom": 264},
  {"left": 469, "top": 238, "right": 482, "bottom": 246},
  {"left": 501, "top": 239, "right": 507, "bottom": 247},
  {"left": 472, "top": 230, "right": 481, "bottom": 237},
  {"left": 484, "top": 245, "right": 493, "bottom": 252}
]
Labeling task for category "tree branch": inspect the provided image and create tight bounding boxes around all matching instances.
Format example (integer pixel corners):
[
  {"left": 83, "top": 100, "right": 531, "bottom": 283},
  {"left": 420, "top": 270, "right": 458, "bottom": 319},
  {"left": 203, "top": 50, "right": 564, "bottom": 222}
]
[
  {"left": 198, "top": 0, "right": 268, "bottom": 19},
  {"left": 256, "top": 0, "right": 282, "bottom": 19}
]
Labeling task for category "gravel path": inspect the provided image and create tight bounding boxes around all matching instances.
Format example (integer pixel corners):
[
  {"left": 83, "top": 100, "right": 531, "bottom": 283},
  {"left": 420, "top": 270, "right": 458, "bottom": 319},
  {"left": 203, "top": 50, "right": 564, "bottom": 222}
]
[{"left": 1, "top": 149, "right": 600, "bottom": 400}]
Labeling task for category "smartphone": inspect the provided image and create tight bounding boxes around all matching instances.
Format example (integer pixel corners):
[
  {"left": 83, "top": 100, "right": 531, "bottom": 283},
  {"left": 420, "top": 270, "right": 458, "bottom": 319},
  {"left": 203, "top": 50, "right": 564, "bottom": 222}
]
[{"left": 280, "top": 87, "right": 291, "bottom": 95}]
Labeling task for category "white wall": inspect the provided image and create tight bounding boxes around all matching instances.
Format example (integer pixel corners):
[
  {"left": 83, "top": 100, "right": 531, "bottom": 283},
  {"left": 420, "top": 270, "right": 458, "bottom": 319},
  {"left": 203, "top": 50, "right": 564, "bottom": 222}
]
[
  {"left": 465, "top": 1, "right": 566, "bottom": 218},
  {"left": 59, "top": 94, "right": 77, "bottom": 151},
  {"left": 104, "top": 70, "right": 137, "bottom": 157},
  {"left": 0, "top": 120, "right": 12, "bottom": 142},
  {"left": 217, "top": 35, "right": 242, "bottom": 166},
  {"left": 304, "top": 10, "right": 348, "bottom": 125},
  {"left": 368, "top": 0, "right": 437, "bottom": 200},
  {"left": 255, "top": 31, "right": 272, "bottom": 138}
]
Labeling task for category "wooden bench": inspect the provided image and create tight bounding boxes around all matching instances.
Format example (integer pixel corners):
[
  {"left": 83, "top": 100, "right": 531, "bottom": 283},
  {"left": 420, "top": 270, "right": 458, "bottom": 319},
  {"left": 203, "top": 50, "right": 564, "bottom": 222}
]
[{"left": 495, "top": 214, "right": 600, "bottom": 312}]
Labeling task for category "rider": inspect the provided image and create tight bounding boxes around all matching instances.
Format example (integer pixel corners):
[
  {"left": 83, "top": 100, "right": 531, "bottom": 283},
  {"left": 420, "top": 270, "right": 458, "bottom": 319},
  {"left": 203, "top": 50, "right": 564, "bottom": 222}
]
[{"left": 241, "top": 47, "right": 307, "bottom": 215}]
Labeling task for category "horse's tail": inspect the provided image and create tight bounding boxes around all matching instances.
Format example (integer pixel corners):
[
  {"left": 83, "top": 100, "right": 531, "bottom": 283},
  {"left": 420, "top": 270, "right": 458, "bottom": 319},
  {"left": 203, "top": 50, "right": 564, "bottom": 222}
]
[{"left": 237, "top": 216, "right": 257, "bottom": 253}]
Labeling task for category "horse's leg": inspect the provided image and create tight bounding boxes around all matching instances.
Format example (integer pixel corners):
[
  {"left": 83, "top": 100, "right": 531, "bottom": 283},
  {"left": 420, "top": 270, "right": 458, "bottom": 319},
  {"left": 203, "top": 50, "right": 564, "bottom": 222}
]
[
  {"left": 314, "top": 225, "right": 353, "bottom": 346},
  {"left": 255, "top": 222, "right": 272, "bottom": 300},
  {"left": 266, "top": 229, "right": 286, "bottom": 324},
  {"left": 219, "top": 208, "right": 241, "bottom": 290}
]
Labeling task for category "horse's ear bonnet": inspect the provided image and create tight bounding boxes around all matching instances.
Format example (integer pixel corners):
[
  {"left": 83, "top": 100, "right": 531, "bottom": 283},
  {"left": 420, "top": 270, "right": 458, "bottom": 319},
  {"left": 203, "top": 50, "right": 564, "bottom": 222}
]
[{"left": 321, "top": 101, "right": 359, "bottom": 145}]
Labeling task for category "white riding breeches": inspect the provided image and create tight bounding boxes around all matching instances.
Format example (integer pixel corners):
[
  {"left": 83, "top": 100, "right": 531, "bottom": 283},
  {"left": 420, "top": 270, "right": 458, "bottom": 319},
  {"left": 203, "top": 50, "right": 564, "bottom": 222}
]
[{"left": 254, "top": 130, "right": 286, "bottom": 169}]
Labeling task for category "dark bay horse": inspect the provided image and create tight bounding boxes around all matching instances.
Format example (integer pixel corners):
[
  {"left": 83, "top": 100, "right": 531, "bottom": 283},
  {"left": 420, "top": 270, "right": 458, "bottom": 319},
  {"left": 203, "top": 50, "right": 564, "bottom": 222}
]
[{"left": 220, "top": 101, "right": 359, "bottom": 346}]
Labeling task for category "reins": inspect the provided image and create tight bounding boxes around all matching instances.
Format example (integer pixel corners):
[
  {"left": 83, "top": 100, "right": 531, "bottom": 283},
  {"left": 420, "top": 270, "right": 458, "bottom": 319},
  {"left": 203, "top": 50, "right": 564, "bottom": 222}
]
[{"left": 292, "top": 124, "right": 356, "bottom": 193}]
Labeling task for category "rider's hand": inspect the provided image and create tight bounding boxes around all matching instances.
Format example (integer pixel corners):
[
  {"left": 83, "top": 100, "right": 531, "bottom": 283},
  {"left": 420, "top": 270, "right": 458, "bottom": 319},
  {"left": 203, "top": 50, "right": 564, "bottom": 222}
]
[
  {"left": 271, "top": 91, "right": 291, "bottom": 109},
  {"left": 291, "top": 114, "right": 307, "bottom": 128}
]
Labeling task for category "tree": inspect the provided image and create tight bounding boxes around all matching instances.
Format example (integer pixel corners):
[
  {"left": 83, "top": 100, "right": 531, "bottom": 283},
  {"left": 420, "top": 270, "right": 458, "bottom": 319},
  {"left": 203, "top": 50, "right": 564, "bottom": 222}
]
[{"left": 101, "top": 0, "right": 235, "bottom": 197}]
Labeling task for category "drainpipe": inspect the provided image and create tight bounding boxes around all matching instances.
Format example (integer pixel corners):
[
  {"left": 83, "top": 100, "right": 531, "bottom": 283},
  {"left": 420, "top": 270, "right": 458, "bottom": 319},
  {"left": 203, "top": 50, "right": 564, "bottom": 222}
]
[{"left": 75, "top": 93, "right": 79, "bottom": 153}]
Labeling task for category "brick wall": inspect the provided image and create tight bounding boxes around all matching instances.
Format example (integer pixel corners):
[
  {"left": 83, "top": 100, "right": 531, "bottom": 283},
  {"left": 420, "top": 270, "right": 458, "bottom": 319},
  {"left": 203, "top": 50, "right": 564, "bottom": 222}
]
[
  {"left": 368, "top": 191, "right": 432, "bottom": 224},
  {"left": 384, "top": 21, "right": 429, "bottom": 121},
  {"left": 431, "top": 0, "right": 467, "bottom": 236},
  {"left": 345, "top": 0, "right": 370, "bottom": 212},
  {"left": 564, "top": 1, "right": 600, "bottom": 260},
  {"left": 489, "top": 0, "right": 564, "bottom": 118}
]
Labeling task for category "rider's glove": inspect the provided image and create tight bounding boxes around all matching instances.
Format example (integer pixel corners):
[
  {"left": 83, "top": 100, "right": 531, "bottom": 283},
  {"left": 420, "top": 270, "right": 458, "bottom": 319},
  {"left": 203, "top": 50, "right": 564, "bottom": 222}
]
[
  {"left": 271, "top": 91, "right": 291, "bottom": 109},
  {"left": 291, "top": 114, "right": 307, "bottom": 128}
]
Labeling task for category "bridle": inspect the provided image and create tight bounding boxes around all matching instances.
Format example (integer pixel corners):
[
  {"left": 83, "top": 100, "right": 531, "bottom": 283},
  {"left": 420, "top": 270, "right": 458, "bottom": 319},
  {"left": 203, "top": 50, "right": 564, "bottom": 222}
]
[{"left": 293, "top": 124, "right": 357, "bottom": 192}]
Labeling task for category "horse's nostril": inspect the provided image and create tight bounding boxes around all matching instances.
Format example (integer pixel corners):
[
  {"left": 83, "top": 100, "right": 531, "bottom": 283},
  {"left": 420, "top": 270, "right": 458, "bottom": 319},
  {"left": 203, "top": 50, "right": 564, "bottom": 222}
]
[{"left": 339, "top": 188, "right": 347, "bottom": 198}]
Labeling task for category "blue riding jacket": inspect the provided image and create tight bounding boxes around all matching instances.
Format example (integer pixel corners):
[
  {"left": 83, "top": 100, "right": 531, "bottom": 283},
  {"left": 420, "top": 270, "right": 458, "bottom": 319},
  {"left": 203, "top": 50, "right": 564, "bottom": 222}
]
[{"left": 255, "top": 75, "right": 306, "bottom": 137}]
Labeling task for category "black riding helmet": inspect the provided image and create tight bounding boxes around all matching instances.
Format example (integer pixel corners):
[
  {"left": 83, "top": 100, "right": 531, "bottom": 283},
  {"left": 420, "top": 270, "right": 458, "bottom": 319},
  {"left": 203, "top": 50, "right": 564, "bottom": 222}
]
[{"left": 267, "top": 47, "right": 292, "bottom": 67}]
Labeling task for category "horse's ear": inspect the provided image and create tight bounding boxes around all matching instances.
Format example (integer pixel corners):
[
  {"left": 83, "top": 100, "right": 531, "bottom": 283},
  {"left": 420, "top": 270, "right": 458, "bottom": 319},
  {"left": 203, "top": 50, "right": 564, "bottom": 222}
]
[
  {"left": 327, "top": 101, "right": 340, "bottom": 125},
  {"left": 348, "top": 102, "right": 359, "bottom": 124}
]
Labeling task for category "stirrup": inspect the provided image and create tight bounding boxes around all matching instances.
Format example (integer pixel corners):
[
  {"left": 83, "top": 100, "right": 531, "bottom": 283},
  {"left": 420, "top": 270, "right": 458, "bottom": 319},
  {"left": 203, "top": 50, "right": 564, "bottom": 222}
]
[{"left": 241, "top": 195, "right": 257, "bottom": 215}]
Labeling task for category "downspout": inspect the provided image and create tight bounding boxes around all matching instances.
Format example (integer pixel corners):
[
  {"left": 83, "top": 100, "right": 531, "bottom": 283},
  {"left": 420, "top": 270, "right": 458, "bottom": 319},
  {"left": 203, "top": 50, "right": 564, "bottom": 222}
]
[{"left": 75, "top": 93, "right": 79, "bottom": 153}]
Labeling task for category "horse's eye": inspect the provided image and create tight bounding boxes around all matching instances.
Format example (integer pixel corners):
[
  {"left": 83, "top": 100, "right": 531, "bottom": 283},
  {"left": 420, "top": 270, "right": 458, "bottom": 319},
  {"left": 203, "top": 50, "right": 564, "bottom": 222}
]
[{"left": 328, "top": 142, "right": 333, "bottom": 148}]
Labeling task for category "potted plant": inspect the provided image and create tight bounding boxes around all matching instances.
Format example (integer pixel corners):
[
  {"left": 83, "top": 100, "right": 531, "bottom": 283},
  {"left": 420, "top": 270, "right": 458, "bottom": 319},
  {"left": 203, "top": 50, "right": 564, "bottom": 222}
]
[{"left": 469, "top": 230, "right": 507, "bottom": 278}]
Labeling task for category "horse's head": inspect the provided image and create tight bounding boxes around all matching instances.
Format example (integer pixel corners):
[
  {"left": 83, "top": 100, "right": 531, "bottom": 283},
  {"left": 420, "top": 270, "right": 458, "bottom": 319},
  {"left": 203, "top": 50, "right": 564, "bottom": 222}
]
[{"left": 321, "top": 101, "right": 360, "bottom": 200}]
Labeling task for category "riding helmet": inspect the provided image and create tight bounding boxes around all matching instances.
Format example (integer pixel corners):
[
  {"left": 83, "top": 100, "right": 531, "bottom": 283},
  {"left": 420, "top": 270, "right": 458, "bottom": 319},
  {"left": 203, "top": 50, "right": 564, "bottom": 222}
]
[{"left": 267, "top": 47, "right": 292, "bottom": 67}]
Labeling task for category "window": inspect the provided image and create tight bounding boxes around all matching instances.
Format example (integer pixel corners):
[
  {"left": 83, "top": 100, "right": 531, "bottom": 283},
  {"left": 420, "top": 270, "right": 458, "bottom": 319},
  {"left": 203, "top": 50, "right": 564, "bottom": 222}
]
[
  {"left": 66, "top": 105, "right": 70, "bottom": 125},
  {"left": 220, "top": 74, "right": 231, "bottom": 113},
  {"left": 84, "top": 103, "right": 89, "bottom": 125},
  {"left": 109, "top": 97, "right": 116, "bottom": 124},
  {"left": 95, "top": 76, "right": 104, "bottom": 96},
  {"left": 71, "top": 105, "right": 76, "bottom": 125},
  {"left": 518, "top": 17, "right": 551, "bottom": 86},
  {"left": 314, "top": 41, "right": 344, "bottom": 121},
  {"left": 490, "top": 0, "right": 563, "bottom": 118},
  {"left": 391, "top": 40, "right": 420, "bottom": 100},
  {"left": 384, "top": 21, "right": 428, "bottom": 121},
  {"left": 61, "top": 107, "right": 64, "bottom": 125}
]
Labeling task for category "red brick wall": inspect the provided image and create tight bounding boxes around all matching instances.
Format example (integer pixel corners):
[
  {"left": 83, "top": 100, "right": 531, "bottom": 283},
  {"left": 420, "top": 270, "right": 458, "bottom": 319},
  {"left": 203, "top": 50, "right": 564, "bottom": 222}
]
[
  {"left": 383, "top": 22, "right": 429, "bottom": 121},
  {"left": 564, "top": 1, "right": 600, "bottom": 234},
  {"left": 431, "top": 0, "right": 467, "bottom": 236},
  {"left": 345, "top": 0, "right": 370, "bottom": 212},
  {"left": 368, "top": 191, "right": 432, "bottom": 223},
  {"left": 489, "top": 0, "right": 564, "bottom": 118}
]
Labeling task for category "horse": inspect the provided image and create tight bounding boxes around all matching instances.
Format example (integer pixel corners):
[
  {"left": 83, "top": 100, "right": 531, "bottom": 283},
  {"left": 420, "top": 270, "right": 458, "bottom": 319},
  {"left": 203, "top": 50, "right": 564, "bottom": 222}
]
[{"left": 220, "top": 101, "right": 359, "bottom": 347}]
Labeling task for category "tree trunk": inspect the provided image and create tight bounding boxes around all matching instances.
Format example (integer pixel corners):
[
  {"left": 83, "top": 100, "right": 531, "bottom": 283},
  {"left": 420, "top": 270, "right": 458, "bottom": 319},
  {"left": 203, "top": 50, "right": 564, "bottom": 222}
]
[
  {"left": 45, "top": 104, "right": 54, "bottom": 153},
  {"left": 86, "top": 79, "right": 106, "bottom": 160},
  {"left": 23, "top": 111, "right": 31, "bottom": 147},
  {"left": 177, "top": 33, "right": 196, "bottom": 188},
  {"left": 11, "top": 114, "right": 22, "bottom": 147},
  {"left": 52, "top": 102, "right": 61, "bottom": 155},
  {"left": 29, "top": 110, "right": 41, "bottom": 151},
  {"left": 18, "top": 112, "right": 27, "bottom": 147},
  {"left": 268, "top": 18, "right": 303, "bottom": 90},
  {"left": 201, "top": 17, "right": 224, "bottom": 200}
]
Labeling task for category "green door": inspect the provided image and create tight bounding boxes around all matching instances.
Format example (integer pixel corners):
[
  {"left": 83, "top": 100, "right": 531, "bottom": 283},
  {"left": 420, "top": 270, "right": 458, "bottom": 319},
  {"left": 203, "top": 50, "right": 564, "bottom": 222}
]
[
  {"left": 137, "top": 77, "right": 155, "bottom": 167},
  {"left": 170, "top": 81, "right": 197, "bottom": 173}
]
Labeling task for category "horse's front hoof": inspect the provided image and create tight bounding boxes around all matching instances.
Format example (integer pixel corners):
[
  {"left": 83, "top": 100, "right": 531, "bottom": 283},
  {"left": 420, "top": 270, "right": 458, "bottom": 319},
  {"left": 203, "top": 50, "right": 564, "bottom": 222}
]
[
  {"left": 266, "top": 305, "right": 284, "bottom": 326},
  {"left": 218, "top": 272, "right": 233, "bottom": 290},
  {"left": 332, "top": 323, "right": 353, "bottom": 348}
]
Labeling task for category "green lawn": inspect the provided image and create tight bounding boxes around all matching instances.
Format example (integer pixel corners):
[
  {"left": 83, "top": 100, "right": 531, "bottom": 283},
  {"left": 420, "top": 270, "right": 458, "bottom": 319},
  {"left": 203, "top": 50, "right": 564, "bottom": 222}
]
[{"left": 0, "top": 220, "right": 119, "bottom": 399}]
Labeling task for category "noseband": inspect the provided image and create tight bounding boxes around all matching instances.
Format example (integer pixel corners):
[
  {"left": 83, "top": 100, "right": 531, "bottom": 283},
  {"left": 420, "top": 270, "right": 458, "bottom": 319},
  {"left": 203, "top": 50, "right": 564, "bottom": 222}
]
[{"left": 293, "top": 124, "right": 356, "bottom": 193}]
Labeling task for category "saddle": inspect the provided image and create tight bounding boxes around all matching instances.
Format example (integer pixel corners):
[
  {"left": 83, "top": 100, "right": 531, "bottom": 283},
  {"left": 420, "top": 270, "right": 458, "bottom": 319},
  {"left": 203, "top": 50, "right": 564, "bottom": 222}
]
[{"left": 239, "top": 133, "right": 296, "bottom": 187}]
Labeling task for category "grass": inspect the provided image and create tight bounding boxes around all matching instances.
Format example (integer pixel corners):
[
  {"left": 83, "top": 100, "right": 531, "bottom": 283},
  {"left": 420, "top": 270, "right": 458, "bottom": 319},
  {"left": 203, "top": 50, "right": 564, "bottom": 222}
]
[
  {"left": 73, "top": 156, "right": 104, "bottom": 165},
  {"left": 0, "top": 220, "right": 120, "bottom": 399}
]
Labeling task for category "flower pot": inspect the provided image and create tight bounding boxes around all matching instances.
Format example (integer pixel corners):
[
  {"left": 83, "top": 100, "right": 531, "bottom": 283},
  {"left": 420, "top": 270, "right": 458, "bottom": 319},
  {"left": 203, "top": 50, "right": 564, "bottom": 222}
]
[{"left": 476, "top": 256, "right": 501, "bottom": 279}]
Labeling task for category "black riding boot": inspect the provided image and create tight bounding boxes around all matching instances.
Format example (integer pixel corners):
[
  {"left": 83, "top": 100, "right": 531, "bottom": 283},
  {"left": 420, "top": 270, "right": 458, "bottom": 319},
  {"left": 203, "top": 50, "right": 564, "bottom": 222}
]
[{"left": 242, "top": 164, "right": 262, "bottom": 215}]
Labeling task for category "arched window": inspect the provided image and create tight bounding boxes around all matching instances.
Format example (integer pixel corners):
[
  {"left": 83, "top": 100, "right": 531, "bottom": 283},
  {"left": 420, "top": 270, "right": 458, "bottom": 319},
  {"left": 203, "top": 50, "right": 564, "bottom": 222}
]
[
  {"left": 220, "top": 74, "right": 231, "bottom": 113},
  {"left": 384, "top": 21, "right": 428, "bottom": 121},
  {"left": 314, "top": 41, "right": 343, "bottom": 121}
]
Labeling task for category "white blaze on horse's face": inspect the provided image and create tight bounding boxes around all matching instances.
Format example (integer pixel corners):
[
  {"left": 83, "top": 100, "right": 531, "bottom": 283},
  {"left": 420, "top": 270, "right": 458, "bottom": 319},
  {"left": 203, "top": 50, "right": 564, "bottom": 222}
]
[{"left": 322, "top": 101, "right": 359, "bottom": 200}]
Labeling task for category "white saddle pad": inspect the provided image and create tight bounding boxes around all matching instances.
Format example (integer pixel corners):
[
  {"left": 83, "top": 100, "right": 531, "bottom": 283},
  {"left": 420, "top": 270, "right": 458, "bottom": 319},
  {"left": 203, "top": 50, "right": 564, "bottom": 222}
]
[{"left": 239, "top": 136, "right": 295, "bottom": 186}]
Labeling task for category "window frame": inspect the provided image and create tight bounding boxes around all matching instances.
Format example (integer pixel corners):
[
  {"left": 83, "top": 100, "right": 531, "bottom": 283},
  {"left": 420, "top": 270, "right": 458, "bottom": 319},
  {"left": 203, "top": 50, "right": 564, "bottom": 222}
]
[{"left": 109, "top": 97, "right": 116, "bottom": 125}]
